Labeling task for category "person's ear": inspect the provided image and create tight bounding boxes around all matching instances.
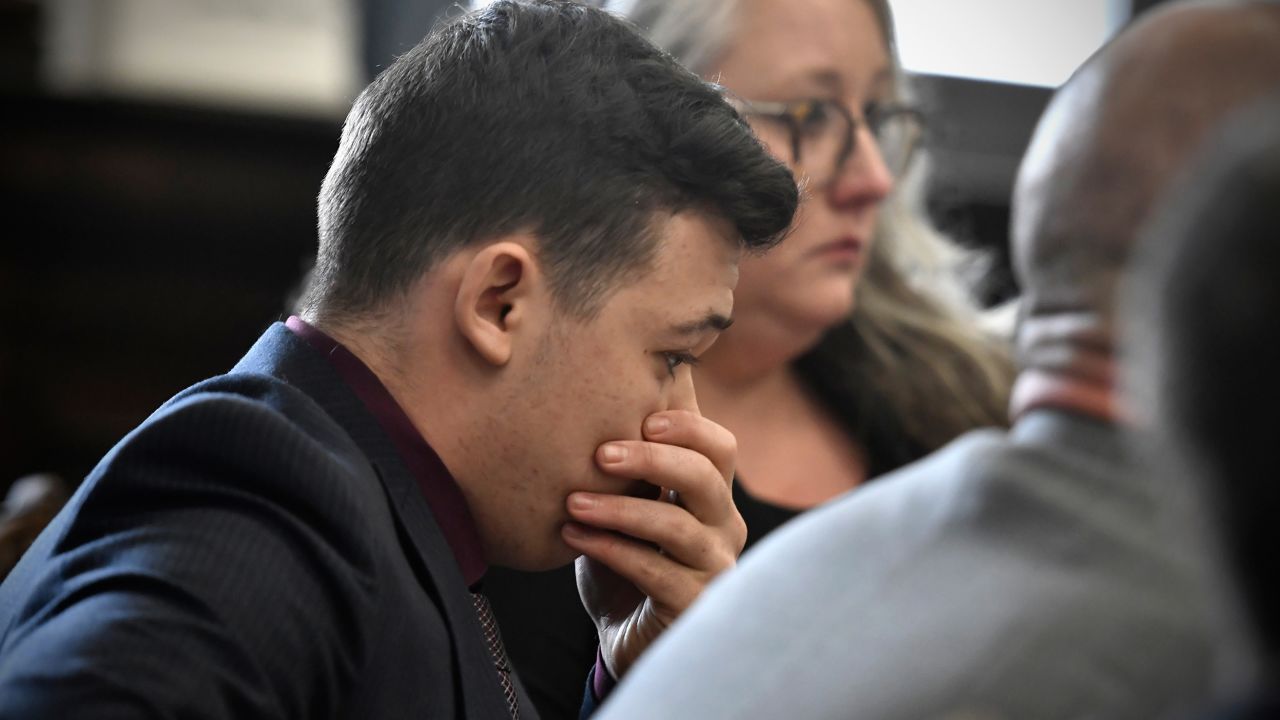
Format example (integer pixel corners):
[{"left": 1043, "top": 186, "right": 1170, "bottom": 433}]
[{"left": 454, "top": 240, "right": 543, "bottom": 367}]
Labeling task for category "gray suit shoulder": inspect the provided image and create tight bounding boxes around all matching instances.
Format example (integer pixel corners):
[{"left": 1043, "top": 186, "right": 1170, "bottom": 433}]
[{"left": 599, "top": 414, "right": 1214, "bottom": 720}]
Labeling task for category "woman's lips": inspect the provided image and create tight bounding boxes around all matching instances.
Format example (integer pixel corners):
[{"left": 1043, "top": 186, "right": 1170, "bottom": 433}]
[{"left": 810, "top": 236, "right": 865, "bottom": 263}]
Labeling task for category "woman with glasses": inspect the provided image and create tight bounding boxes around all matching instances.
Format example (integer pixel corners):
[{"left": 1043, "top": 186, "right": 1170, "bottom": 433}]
[{"left": 485, "top": 1, "right": 1014, "bottom": 716}]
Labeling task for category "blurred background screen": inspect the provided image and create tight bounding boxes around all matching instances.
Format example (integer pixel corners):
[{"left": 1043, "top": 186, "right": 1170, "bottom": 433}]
[{"left": 894, "top": 0, "right": 1122, "bottom": 87}]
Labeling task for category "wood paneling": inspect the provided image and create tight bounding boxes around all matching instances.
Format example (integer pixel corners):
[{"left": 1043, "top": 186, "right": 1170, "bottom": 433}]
[{"left": 1, "top": 93, "right": 338, "bottom": 486}]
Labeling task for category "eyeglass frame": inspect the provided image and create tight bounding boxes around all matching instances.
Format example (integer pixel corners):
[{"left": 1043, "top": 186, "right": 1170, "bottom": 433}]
[{"left": 728, "top": 97, "right": 926, "bottom": 185}]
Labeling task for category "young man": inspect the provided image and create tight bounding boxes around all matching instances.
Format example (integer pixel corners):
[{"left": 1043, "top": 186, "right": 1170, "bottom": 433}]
[{"left": 0, "top": 1, "right": 798, "bottom": 717}]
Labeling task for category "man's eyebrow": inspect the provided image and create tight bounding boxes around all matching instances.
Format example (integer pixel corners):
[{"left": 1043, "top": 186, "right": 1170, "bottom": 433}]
[{"left": 671, "top": 313, "right": 734, "bottom": 336}]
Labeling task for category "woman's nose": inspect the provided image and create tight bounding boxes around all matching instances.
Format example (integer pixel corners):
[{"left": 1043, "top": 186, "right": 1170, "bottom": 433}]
[{"left": 827, "top": 125, "right": 895, "bottom": 208}]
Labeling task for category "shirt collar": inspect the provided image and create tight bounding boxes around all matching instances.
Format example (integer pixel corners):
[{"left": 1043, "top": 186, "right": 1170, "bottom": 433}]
[{"left": 286, "top": 315, "right": 487, "bottom": 586}]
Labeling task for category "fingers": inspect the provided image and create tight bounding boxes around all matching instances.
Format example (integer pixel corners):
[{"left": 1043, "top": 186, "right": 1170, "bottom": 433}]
[
  {"left": 572, "top": 410, "right": 747, "bottom": 623},
  {"left": 565, "top": 492, "right": 738, "bottom": 571},
  {"left": 640, "top": 410, "right": 736, "bottom": 484},
  {"left": 562, "top": 522, "right": 703, "bottom": 616},
  {"left": 595, "top": 440, "right": 733, "bottom": 527}
]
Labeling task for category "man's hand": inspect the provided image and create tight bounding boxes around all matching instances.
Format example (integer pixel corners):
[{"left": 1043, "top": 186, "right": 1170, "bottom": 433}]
[{"left": 561, "top": 409, "right": 747, "bottom": 679}]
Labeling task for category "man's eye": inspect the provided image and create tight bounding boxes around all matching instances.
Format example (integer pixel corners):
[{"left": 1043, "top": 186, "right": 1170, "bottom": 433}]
[{"left": 662, "top": 351, "right": 699, "bottom": 378}]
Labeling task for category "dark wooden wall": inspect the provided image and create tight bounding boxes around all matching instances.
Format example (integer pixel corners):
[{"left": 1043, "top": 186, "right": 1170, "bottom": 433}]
[{"left": 1, "top": 94, "right": 339, "bottom": 487}]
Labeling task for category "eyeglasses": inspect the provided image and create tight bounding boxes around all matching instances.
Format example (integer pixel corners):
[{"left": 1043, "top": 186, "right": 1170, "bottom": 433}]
[{"left": 732, "top": 98, "right": 925, "bottom": 188}]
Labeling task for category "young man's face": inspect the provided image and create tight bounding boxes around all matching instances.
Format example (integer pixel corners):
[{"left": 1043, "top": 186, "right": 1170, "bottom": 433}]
[{"left": 470, "top": 211, "right": 741, "bottom": 570}]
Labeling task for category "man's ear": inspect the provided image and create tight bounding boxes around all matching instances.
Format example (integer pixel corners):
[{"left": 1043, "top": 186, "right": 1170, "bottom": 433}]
[{"left": 454, "top": 240, "right": 543, "bottom": 367}]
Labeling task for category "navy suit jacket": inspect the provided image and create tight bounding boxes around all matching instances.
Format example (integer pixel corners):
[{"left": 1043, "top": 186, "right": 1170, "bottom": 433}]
[{"left": 0, "top": 323, "right": 534, "bottom": 719}]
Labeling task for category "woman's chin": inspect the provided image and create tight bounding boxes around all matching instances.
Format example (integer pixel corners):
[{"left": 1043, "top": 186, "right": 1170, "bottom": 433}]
[
  {"left": 789, "top": 285, "right": 859, "bottom": 330},
  {"left": 768, "top": 301, "right": 856, "bottom": 342}
]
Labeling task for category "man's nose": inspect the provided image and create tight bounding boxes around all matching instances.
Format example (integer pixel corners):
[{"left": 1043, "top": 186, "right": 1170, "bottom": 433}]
[{"left": 668, "top": 367, "right": 701, "bottom": 415}]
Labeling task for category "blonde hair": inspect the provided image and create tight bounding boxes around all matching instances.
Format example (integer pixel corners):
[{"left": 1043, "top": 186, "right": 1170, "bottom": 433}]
[{"left": 605, "top": 0, "right": 1014, "bottom": 450}]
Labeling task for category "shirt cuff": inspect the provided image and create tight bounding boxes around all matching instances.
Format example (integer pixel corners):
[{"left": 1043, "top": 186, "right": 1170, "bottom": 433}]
[{"left": 591, "top": 647, "right": 617, "bottom": 701}]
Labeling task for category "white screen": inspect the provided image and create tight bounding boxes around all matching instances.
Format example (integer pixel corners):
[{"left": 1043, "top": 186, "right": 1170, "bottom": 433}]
[{"left": 891, "top": 0, "right": 1125, "bottom": 87}]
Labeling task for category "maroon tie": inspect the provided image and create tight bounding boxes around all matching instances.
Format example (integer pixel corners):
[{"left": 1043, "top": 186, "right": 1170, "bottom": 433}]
[{"left": 471, "top": 592, "right": 520, "bottom": 719}]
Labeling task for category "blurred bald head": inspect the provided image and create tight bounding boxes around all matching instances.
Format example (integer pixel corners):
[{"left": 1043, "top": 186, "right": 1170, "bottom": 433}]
[{"left": 1012, "top": 0, "right": 1280, "bottom": 381}]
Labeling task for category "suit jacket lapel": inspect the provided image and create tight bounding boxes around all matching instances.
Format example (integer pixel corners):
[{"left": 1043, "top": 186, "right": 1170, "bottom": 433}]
[{"left": 234, "top": 323, "right": 516, "bottom": 719}]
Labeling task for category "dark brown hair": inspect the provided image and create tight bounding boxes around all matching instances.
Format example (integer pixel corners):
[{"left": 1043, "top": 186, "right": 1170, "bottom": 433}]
[{"left": 304, "top": 0, "right": 798, "bottom": 321}]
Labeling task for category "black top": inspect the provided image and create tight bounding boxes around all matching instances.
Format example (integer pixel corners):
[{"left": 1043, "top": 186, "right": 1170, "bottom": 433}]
[{"left": 734, "top": 481, "right": 804, "bottom": 550}]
